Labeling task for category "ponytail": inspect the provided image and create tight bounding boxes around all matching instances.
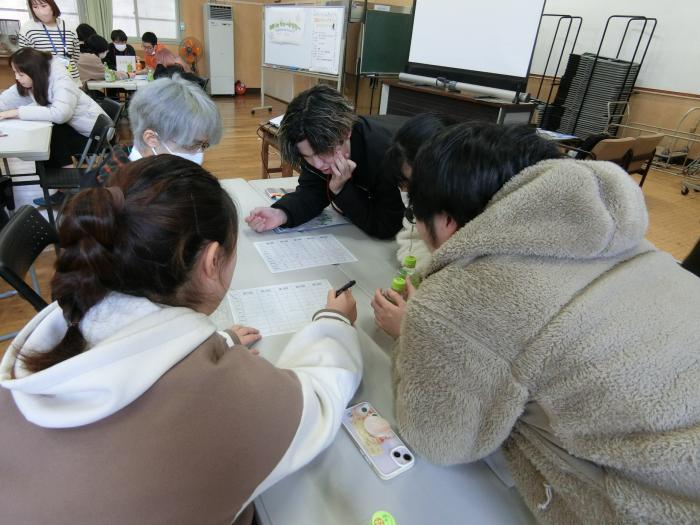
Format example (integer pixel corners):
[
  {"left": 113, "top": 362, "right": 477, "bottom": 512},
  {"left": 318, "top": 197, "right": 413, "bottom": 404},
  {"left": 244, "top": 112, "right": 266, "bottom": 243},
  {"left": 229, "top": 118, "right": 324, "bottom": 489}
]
[{"left": 20, "top": 187, "right": 124, "bottom": 373}]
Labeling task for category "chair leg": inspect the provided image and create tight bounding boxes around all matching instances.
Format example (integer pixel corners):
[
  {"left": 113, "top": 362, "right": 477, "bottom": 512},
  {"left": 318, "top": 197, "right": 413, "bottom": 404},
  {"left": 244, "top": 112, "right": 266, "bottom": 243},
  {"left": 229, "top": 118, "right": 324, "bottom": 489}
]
[
  {"left": 36, "top": 161, "right": 56, "bottom": 227},
  {"left": 0, "top": 290, "right": 17, "bottom": 299},
  {"left": 0, "top": 331, "right": 19, "bottom": 342}
]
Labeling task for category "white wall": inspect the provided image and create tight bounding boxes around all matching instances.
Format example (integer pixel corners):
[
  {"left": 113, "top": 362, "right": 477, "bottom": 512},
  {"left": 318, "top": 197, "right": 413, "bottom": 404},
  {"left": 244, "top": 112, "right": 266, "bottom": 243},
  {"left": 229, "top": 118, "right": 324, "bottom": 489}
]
[{"left": 531, "top": 0, "right": 700, "bottom": 94}]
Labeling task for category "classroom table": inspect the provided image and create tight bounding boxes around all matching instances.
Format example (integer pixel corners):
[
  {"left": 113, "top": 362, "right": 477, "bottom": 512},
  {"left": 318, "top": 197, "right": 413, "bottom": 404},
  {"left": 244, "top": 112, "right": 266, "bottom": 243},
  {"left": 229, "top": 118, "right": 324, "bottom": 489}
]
[
  {"left": 0, "top": 119, "right": 53, "bottom": 222},
  {"left": 86, "top": 78, "right": 149, "bottom": 91},
  {"left": 221, "top": 179, "right": 535, "bottom": 525}
]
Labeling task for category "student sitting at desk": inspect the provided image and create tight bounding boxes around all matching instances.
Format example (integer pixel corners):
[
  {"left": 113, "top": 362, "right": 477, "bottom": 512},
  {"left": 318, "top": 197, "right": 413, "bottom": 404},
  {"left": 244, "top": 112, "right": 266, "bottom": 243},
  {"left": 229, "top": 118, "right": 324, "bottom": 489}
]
[
  {"left": 372, "top": 123, "right": 700, "bottom": 524},
  {"left": 385, "top": 113, "right": 455, "bottom": 274},
  {"left": 141, "top": 31, "right": 165, "bottom": 70},
  {"left": 104, "top": 29, "right": 136, "bottom": 71},
  {"left": 0, "top": 155, "right": 362, "bottom": 525},
  {"left": 0, "top": 47, "right": 107, "bottom": 206},
  {"left": 246, "top": 85, "right": 406, "bottom": 239},
  {"left": 77, "top": 34, "right": 110, "bottom": 83}
]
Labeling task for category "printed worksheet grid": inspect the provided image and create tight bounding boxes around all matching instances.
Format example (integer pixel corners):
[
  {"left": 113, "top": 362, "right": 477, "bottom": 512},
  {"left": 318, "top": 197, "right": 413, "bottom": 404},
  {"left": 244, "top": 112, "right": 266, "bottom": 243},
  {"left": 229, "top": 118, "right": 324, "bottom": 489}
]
[{"left": 255, "top": 235, "right": 357, "bottom": 273}]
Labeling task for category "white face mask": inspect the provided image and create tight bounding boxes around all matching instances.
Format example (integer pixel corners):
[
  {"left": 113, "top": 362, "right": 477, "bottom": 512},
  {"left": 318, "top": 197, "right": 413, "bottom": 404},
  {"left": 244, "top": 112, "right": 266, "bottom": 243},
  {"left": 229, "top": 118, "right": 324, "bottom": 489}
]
[
  {"left": 152, "top": 142, "right": 205, "bottom": 165},
  {"left": 114, "top": 43, "right": 127, "bottom": 52}
]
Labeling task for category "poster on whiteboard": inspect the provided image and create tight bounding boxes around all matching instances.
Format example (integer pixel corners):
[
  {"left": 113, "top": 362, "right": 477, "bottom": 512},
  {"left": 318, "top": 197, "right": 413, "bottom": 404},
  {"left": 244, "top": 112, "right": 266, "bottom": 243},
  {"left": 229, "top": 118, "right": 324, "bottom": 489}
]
[
  {"left": 310, "top": 8, "right": 342, "bottom": 74},
  {"left": 267, "top": 7, "right": 305, "bottom": 46}
]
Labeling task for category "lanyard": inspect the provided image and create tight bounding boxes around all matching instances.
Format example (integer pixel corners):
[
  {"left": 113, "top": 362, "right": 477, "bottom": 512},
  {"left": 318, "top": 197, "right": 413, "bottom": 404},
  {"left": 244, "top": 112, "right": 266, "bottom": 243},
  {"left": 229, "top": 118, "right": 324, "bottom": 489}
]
[{"left": 42, "top": 19, "right": 68, "bottom": 58}]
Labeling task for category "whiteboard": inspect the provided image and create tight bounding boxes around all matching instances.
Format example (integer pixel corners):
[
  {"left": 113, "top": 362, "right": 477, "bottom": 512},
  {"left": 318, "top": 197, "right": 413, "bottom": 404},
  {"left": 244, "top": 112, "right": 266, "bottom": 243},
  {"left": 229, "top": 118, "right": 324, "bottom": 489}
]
[
  {"left": 263, "top": 5, "right": 346, "bottom": 76},
  {"left": 408, "top": 0, "right": 545, "bottom": 79}
]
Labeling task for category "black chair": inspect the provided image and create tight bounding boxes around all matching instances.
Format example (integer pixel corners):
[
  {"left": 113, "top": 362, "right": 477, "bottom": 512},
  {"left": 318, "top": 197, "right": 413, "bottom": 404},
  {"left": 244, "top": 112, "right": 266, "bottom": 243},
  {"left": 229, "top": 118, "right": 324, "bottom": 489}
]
[
  {"left": 681, "top": 239, "right": 700, "bottom": 278},
  {"left": 38, "top": 113, "right": 114, "bottom": 226},
  {"left": 0, "top": 176, "right": 13, "bottom": 229},
  {"left": 99, "top": 97, "right": 124, "bottom": 127},
  {"left": 0, "top": 205, "right": 58, "bottom": 341}
]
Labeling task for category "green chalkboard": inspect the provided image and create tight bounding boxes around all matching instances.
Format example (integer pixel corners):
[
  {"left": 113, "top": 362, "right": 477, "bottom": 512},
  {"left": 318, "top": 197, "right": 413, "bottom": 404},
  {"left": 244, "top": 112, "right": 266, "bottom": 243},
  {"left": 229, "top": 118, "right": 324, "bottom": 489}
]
[{"left": 360, "top": 11, "right": 413, "bottom": 75}]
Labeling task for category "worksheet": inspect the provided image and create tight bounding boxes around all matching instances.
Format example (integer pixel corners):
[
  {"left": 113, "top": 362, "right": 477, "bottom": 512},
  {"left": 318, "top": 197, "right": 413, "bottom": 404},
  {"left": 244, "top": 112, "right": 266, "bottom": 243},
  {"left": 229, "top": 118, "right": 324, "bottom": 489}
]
[
  {"left": 254, "top": 234, "right": 357, "bottom": 273},
  {"left": 274, "top": 207, "right": 349, "bottom": 234},
  {"left": 209, "top": 279, "right": 331, "bottom": 336}
]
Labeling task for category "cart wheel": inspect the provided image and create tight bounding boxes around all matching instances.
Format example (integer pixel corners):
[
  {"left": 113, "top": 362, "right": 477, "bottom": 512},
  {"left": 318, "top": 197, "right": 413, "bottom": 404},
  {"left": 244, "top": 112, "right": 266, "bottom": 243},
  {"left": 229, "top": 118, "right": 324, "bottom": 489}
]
[{"left": 681, "top": 185, "right": 689, "bottom": 195}]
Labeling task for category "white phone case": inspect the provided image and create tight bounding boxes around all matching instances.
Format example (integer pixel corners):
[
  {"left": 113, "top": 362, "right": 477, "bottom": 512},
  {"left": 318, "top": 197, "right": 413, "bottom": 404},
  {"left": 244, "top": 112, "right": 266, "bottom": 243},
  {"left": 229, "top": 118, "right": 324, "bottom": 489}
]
[{"left": 341, "top": 402, "right": 415, "bottom": 480}]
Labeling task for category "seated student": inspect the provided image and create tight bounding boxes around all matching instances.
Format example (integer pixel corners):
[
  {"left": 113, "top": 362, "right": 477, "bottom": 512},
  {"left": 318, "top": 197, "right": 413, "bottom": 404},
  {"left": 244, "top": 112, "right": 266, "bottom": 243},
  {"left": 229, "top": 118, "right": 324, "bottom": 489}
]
[
  {"left": 77, "top": 34, "right": 109, "bottom": 83},
  {"left": 153, "top": 63, "right": 206, "bottom": 89},
  {"left": 141, "top": 31, "right": 165, "bottom": 70},
  {"left": 89, "top": 75, "right": 221, "bottom": 186},
  {"left": 0, "top": 47, "right": 107, "bottom": 206},
  {"left": 104, "top": 29, "right": 136, "bottom": 71},
  {"left": 371, "top": 123, "right": 700, "bottom": 524},
  {"left": 245, "top": 85, "right": 406, "bottom": 239},
  {"left": 384, "top": 113, "right": 455, "bottom": 274},
  {"left": 75, "top": 22, "right": 96, "bottom": 53},
  {"left": 154, "top": 47, "right": 190, "bottom": 72},
  {"left": 0, "top": 155, "right": 362, "bottom": 524}
]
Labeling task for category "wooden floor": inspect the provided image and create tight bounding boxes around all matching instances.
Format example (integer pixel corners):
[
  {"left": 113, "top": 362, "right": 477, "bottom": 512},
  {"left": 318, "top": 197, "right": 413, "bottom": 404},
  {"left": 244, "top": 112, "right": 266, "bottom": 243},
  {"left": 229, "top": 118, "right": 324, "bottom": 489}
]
[{"left": 1, "top": 94, "right": 699, "bottom": 354}]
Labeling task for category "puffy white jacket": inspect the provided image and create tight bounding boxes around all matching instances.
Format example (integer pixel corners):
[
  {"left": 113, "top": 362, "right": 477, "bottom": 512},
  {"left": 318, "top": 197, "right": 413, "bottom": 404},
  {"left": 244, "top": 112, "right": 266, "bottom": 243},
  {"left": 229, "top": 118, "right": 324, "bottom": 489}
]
[{"left": 0, "top": 58, "right": 106, "bottom": 137}]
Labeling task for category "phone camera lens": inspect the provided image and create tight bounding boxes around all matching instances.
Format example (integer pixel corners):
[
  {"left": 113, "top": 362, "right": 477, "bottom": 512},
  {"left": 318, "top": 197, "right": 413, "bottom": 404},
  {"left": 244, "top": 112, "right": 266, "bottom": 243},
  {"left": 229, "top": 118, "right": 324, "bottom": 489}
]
[
  {"left": 403, "top": 454, "right": 412, "bottom": 461},
  {"left": 393, "top": 451, "right": 401, "bottom": 458},
  {"left": 361, "top": 407, "right": 368, "bottom": 413}
]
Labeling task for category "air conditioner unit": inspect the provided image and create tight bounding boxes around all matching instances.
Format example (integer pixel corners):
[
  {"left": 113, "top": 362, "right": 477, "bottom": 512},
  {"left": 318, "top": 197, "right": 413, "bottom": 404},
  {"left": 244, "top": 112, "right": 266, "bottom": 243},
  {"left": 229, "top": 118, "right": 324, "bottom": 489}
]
[{"left": 204, "top": 3, "right": 235, "bottom": 95}]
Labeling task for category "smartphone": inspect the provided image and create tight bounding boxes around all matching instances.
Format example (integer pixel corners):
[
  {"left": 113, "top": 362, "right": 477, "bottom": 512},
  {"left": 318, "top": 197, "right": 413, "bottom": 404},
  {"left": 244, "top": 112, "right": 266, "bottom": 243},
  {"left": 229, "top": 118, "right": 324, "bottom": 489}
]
[
  {"left": 264, "top": 187, "right": 290, "bottom": 201},
  {"left": 341, "top": 401, "right": 415, "bottom": 480}
]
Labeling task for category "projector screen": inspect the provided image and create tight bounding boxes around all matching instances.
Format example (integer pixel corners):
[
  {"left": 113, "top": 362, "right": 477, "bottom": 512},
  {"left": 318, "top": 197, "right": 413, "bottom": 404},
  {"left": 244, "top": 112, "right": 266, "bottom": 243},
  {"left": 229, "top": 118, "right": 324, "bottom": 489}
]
[{"left": 407, "top": 0, "right": 545, "bottom": 91}]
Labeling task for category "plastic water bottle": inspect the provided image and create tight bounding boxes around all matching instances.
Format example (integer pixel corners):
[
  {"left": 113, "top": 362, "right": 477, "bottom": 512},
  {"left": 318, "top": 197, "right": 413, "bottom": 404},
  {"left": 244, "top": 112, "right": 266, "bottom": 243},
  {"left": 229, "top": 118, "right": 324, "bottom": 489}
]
[
  {"left": 398, "top": 255, "right": 420, "bottom": 288},
  {"left": 103, "top": 63, "right": 110, "bottom": 81},
  {"left": 146, "top": 68, "right": 154, "bottom": 82},
  {"left": 383, "top": 276, "right": 406, "bottom": 305}
]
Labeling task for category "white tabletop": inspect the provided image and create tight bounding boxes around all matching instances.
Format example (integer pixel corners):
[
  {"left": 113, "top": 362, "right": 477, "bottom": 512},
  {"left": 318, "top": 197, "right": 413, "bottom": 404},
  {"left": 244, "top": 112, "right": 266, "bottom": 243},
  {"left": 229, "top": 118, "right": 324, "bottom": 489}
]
[
  {"left": 221, "top": 179, "right": 534, "bottom": 525},
  {"left": 86, "top": 78, "right": 149, "bottom": 91},
  {"left": 0, "top": 119, "right": 52, "bottom": 161}
]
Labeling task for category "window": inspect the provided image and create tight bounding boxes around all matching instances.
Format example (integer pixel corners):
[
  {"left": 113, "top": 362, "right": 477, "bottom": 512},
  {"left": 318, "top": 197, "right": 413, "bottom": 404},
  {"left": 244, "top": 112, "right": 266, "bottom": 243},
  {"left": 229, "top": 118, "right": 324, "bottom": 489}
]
[
  {"left": 112, "top": 0, "right": 179, "bottom": 41},
  {"left": 0, "top": 0, "right": 79, "bottom": 29}
]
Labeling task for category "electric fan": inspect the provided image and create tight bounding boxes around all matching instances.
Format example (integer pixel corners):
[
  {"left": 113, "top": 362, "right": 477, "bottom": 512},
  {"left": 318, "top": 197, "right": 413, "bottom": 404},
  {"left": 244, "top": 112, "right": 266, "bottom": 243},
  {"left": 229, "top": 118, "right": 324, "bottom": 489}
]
[{"left": 179, "top": 36, "right": 204, "bottom": 74}]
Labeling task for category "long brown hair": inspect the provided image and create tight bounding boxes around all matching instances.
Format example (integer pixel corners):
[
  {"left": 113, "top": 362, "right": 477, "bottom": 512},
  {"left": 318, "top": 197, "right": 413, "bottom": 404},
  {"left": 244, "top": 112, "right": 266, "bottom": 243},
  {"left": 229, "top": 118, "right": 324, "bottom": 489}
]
[
  {"left": 20, "top": 155, "right": 239, "bottom": 373},
  {"left": 27, "top": 0, "right": 61, "bottom": 22},
  {"left": 10, "top": 48, "right": 52, "bottom": 106}
]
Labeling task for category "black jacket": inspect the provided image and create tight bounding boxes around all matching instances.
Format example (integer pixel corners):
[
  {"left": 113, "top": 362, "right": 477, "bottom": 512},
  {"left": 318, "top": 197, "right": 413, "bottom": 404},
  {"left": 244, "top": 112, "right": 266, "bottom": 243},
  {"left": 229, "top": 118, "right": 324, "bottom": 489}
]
[
  {"left": 104, "top": 43, "right": 136, "bottom": 70},
  {"left": 272, "top": 115, "right": 407, "bottom": 239}
]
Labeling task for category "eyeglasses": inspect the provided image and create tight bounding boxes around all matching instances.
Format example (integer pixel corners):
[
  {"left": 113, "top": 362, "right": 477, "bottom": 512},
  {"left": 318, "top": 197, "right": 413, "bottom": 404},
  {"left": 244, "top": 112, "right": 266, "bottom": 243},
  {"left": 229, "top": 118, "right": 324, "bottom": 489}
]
[
  {"left": 189, "top": 140, "right": 210, "bottom": 152},
  {"left": 404, "top": 205, "right": 415, "bottom": 224}
]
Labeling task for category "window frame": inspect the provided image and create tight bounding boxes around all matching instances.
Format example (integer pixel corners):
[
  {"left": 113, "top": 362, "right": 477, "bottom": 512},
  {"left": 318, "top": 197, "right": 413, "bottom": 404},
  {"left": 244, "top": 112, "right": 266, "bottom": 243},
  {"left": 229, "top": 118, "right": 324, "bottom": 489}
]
[{"left": 113, "top": 0, "right": 181, "bottom": 44}]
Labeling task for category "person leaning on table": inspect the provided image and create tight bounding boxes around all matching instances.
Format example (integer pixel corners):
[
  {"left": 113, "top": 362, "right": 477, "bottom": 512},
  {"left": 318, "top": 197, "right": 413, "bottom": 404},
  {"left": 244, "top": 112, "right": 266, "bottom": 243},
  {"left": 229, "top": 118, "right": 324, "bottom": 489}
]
[
  {"left": 0, "top": 155, "right": 362, "bottom": 525},
  {"left": 246, "top": 84, "right": 407, "bottom": 239},
  {"left": 371, "top": 122, "right": 700, "bottom": 524},
  {"left": 90, "top": 75, "right": 221, "bottom": 186}
]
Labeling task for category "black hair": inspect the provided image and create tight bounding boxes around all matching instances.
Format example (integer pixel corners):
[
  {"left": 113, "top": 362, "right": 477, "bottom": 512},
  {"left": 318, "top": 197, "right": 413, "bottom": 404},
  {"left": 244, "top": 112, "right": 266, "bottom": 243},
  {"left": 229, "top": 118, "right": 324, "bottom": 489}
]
[
  {"left": 278, "top": 84, "right": 357, "bottom": 169},
  {"left": 153, "top": 64, "right": 205, "bottom": 89},
  {"left": 384, "top": 113, "right": 456, "bottom": 186},
  {"left": 86, "top": 34, "right": 109, "bottom": 55},
  {"left": 141, "top": 31, "right": 157, "bottom": 46},
  {"left": 10, "top": 47, "right": 52, "bottom": 106},
  {"left": 76, "top": 23, "right": 96, "bottom": 42},
  {"left": 409, "top": 123, "right": 562, "bottom": 240},
  {"left": 111, "top": 29, "right": 128, "bottom": 42}
]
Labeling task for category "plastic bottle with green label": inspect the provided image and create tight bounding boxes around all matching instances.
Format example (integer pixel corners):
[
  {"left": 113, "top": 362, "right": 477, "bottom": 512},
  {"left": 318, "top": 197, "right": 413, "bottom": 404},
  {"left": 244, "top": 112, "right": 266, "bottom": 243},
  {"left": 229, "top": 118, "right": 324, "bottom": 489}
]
[
  {"left": 369, "top": 510, "right": 396, "bottom": 525},
  {"left": 146, "top": 68, "right": 154, "bottom": 82},
  {"left": 383, "top": 276, "right": 406, "bottom": 305},
  {"left": 103, "top": 63, "right": 110, "bottom": 81},
  {"left": 126, "top": 62, "right": 133, "bottom": 74},
  {"left": 398, "top": 255, "right": 421, "bottom": 288}
]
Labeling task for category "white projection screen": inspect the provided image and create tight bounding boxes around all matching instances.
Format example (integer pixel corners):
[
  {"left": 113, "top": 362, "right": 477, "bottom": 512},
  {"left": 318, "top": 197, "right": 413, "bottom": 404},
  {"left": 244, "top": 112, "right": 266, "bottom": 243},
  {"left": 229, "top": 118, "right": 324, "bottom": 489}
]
[{"left": 407, "top": 0, "right": 546, "bottom": 91}]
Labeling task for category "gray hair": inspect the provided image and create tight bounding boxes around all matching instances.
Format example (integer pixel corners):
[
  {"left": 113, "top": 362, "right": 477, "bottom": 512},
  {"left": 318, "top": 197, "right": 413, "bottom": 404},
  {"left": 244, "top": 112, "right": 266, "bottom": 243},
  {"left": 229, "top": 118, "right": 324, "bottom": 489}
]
[
  {"left": 279, "top": 84, "right": 357, "bottom": 168},
  {"left": 128, "top": 75, "right": 222, "bottom": 151}
]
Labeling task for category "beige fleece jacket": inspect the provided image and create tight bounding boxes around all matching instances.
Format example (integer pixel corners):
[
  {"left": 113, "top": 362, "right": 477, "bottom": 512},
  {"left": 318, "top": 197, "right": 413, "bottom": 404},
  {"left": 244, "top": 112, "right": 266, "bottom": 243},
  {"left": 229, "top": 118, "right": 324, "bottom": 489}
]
[{"left": 393, "top": 159, "right": 700, "bottom": 524}]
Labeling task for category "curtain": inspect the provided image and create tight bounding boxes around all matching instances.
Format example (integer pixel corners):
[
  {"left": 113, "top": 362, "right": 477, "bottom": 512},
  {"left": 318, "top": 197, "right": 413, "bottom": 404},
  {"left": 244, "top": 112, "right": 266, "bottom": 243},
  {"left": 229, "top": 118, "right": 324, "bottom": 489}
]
[{"left": 77, "top": 0, "right": 113, "bottom": 39}]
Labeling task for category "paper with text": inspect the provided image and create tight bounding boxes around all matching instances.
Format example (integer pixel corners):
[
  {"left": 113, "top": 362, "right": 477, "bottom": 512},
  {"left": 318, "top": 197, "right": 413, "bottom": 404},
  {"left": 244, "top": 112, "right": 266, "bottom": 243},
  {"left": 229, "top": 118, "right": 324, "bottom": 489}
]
[{"left": 254, "top": 234, "right": 357, "bottom": 273}]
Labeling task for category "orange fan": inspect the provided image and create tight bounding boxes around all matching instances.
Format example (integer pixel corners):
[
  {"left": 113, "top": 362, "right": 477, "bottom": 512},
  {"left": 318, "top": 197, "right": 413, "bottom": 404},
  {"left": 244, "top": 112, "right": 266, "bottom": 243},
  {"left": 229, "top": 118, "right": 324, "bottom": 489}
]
[{"left": 179, "top": 36, "right": 204, "bottom": 73}]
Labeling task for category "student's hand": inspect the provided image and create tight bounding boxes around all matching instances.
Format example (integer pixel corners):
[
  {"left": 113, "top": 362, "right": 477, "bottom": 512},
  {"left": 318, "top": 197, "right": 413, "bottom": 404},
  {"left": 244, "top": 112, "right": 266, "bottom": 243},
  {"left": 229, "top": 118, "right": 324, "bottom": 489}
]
[
  {"left": 325, "top": 288, "right": 357, "bottom": 324},
  {"left": 245, "top": 207, "right": 288, "bottom": 232},
  {"left": 0, "top": 109, "right": 19, "bottom": 120},
  {"left": 371, "top": 284, "right": 411, "bottom": 339},
  {"left": 230, "top": 324, "right": 262, "bottom": 351},
  {"left": 328, "top": 151, "right": 356, "bottom": 194}
]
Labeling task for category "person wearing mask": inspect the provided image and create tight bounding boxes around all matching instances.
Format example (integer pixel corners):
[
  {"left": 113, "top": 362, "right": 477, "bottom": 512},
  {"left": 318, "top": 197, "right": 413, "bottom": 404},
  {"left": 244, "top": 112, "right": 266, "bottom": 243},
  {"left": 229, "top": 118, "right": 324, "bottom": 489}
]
[
  {"left": 18, "top": 0, "right": 80, "bottom": 84},
  {"left": 75, "top": 22, "right": 96, "bottom": 53},
  {"left": 245, "top": 85, "right": 407, "bottom": 239},
  {"left": 372, "top": 122, "right": 700, "bottom": 524},
  {"left": 105, "top": 29, "right": 136, "bottom": 71},
  {"left": 0, "top": 47, "right": 107, "bottom": 206},
  {"left": 77, "top": 34, "right": 109, "bottom": 83},
  {"left": 141, "top": 31, "right": 164, "bottom": 70},
  {"left": 0, "top": 154, "right": 362, "bottom": 524}
]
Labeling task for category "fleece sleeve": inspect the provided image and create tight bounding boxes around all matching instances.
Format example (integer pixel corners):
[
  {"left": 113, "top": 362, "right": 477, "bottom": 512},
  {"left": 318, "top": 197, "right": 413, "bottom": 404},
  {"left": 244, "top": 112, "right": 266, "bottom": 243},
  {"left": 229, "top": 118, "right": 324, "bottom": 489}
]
[
  {"left": 18, "top": 68, "right": 78, "bottom": 124},
  {"left": 236, "top": 314, "right": 362, "bottom": 513},
  {"left": 392, "top": 299, "right": 529, "bottom": 465}
]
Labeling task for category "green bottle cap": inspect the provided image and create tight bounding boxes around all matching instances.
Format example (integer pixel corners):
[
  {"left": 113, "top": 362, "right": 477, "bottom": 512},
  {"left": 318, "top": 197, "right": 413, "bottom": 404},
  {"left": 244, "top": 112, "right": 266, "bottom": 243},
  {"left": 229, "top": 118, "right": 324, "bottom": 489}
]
[
  {"left": 371, "top": 511, "right": 396, "bottom": 525},
  {"left": 403, "top": 255, "right": 417, "bottom": 269},
  {"left": 391, "top": 276, "right": 406, "bottom": 293}
]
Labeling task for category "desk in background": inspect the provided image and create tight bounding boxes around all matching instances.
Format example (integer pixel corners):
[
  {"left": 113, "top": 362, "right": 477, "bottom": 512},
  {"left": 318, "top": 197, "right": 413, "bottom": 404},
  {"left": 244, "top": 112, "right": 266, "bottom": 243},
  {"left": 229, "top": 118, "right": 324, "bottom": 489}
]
[
  {"left": 86, "top": 79, "right": 149, "bottom": 91},
  {"left": 222, "top": 178, "right": 535, "bottom": 525},
  {"left": 258, "top": 123, "right": 293, "bottom": 179},
  {"left": 380, "top": 80, "right": 535, "bottom": 125}
]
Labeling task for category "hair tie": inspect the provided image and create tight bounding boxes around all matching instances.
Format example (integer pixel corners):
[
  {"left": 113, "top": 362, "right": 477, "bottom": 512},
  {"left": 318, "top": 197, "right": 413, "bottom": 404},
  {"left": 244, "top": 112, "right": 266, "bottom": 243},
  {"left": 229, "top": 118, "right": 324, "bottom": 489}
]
[{"left": 106, "top": 186, "right": 125, "bottom": 211}]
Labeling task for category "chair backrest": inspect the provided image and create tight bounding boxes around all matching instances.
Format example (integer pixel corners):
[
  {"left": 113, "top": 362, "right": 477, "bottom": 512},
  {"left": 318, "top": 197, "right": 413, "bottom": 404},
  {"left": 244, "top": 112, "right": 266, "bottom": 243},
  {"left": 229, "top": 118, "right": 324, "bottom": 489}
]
[
  {"left": 99, "top": 97, "right": 124, "bottom": 125},
  {"left": 590, "top": 137, "right": 635, "bottom": 166},
  {"left": 0, "top": 176, "right": 10, "bottom": 229},
  {"left": 199, "top": 77, "right": 209, "bottom": 91},
  {"left": 627, "top": 134, "right": 664, "bottom": 174},
  {"left": 76, "top": 113, "right": 115, "bottom": 169},
  {"left": 0, "top": 205, "right": 58, "bottom": 312}
]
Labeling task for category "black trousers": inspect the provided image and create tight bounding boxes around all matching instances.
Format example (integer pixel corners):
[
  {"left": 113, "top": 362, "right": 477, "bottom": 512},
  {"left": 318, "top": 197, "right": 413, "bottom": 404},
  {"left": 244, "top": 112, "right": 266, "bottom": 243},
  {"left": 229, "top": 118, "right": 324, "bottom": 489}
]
[{"left": 48, "top": 123, "right": 89, "bottom": 168}]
